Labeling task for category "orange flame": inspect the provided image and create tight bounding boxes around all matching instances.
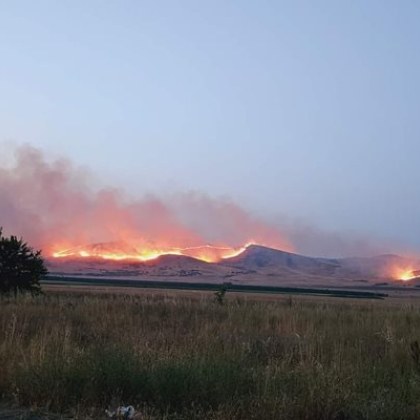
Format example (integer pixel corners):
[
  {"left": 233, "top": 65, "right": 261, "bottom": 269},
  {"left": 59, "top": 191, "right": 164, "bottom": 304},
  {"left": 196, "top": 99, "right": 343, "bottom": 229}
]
[
  {"left": 389, "top": 266, "right": 419, "bottom": 281},
  {"left": 51, "top": 242, "right": 255, "bottom": 263},
  {"left": 396, "top": 269, "right": 416, "bottom": 281}
]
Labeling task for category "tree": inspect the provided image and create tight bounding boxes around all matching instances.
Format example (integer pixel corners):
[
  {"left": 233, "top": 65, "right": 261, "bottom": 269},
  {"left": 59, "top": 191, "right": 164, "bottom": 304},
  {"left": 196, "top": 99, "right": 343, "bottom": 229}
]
[{"left": 0, "top": 228, "right": 47, "bottom": 296}]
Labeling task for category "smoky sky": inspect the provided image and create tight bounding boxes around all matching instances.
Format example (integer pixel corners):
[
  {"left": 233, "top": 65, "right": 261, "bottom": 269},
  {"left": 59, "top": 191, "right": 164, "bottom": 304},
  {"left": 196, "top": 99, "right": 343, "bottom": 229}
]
[
  {"left": 0, "top": 145, "right": 292, "bottom": 255},
  {"left": 0, "top": 144, "right": 410, "bottom": 259},
  {"left": 1, "top": 1, "right": 419, "bottom": 253}
]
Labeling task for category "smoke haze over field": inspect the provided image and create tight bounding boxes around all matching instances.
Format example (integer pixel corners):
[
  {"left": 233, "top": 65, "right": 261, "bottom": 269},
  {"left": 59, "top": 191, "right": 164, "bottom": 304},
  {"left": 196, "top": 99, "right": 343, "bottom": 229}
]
[
  {"left": 0, "top": 145, "right": 411, "bottom": 260},
  {"left": 0, "top": 145, "right": 292, "bottom": 256}
]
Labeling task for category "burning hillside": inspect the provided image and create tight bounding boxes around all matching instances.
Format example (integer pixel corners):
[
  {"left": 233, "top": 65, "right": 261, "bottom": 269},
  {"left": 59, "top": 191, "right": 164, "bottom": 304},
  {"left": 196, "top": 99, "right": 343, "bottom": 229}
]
[
  {"left": 393, "top": 268, "right": 420, "bottom": 282},
  {"left": 2, "top": 146, "right": 420, "bottom": 286},
  {"left": 46, "top": 243, "right": 420, "bottom": 286},
  {"left": 51, "top": 241, "right": 252, "bottom": 263}
]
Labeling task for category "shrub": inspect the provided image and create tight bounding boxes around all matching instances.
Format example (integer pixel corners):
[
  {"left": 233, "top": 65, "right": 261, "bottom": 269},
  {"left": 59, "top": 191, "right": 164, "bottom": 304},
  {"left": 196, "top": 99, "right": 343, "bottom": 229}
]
[{"left": 0, "top": 227, "right": 47, "bottom": 296}]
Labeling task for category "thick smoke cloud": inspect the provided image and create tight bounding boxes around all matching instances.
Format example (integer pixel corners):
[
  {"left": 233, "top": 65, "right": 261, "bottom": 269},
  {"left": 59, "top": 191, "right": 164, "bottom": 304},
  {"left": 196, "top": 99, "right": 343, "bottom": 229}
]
[
  {"left": 0, "top": 145, "right": 291, "bottom": 255},
  {"left": 1, "top": 145, "right": 411, "bottom": 260}
]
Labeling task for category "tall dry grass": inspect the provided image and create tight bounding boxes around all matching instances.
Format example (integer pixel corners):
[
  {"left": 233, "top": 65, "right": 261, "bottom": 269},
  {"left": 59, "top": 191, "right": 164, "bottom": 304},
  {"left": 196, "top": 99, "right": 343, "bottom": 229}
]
[{"left": 1, "top": 291, "right": 420, "bottom": 419}]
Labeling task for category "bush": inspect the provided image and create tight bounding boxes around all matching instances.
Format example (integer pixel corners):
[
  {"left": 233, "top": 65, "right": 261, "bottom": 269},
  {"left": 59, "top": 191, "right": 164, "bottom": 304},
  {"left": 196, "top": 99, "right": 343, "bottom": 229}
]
[{"left": 0, "top": 227, "right": 47, "bottom": 296}]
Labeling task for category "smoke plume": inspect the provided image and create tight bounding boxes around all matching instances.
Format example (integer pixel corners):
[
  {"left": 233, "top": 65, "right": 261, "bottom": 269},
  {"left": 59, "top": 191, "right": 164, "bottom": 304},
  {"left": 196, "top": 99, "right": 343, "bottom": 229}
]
[{"left": 0, "top": 145, "right": 291, "bottom": 256}]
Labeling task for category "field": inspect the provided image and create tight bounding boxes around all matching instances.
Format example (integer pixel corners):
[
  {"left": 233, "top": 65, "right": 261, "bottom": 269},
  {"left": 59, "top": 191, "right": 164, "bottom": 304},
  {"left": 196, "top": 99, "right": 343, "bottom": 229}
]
[{"left": 1, "top": 289, "right": 420, "bottom": 419}]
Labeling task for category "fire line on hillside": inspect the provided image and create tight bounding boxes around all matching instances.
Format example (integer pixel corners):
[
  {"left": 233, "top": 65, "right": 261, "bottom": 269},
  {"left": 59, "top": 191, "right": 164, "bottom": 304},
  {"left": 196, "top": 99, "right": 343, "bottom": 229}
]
[
  {"left": 49, "top": 241, "right": 420, "bottom": 283},
  {"left": 51, "top": 242, "right": 255, "bottom": 263}
]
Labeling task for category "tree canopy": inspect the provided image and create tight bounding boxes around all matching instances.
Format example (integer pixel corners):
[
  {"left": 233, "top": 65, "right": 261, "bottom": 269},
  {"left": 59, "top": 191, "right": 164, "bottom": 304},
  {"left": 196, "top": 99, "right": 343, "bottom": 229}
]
[{"left": 0, "top": 228, "right": 47, "bottom": 296}]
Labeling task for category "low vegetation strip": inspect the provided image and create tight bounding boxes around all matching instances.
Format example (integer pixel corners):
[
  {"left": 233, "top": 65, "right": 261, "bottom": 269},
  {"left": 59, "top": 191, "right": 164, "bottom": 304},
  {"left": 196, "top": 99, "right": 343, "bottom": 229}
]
[
  {"left": 1, "top": 291, "right": 419, "bottom": 418},
  {"left": 42, "top": 275, "right": 388, "bottom": 299}
]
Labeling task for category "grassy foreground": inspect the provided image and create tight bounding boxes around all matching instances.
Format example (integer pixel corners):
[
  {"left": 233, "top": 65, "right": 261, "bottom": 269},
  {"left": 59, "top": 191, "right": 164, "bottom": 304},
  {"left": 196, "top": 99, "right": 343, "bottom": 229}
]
[{"left": 1, "top": 291, "right": 420, "bottom": 419}]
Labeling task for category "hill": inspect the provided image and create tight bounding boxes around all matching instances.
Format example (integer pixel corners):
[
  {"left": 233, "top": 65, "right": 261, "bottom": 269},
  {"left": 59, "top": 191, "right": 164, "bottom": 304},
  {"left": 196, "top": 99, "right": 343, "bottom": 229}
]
[{"left": 46, "top": 243, "right": 420, "bottom": 287}]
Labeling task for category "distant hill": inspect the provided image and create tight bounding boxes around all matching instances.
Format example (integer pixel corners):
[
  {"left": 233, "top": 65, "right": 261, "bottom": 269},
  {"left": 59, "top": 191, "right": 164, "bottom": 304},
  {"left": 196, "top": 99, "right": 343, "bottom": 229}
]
[
  {"left": 46, "top": 243, "right": 420, "bottom": 287},
  {"left": 224, "top": 244, "right": 340, "bottom": 273}
]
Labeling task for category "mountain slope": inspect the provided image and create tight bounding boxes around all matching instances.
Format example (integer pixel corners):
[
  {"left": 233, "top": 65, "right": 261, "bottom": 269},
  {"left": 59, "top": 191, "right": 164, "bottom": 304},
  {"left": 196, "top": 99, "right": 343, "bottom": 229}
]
[
  {"left": 47, "top": 243, "right": 420, "bottom": 286},
  {"left": 223, "top": 245, "right": 340, "bottom": 273}
]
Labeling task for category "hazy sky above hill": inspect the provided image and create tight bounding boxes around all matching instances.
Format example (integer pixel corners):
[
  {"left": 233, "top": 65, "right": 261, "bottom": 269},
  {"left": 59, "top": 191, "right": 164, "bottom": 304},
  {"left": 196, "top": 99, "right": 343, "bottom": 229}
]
[{"left": 1, "top": 1, "right": 420, "bottom": 255}]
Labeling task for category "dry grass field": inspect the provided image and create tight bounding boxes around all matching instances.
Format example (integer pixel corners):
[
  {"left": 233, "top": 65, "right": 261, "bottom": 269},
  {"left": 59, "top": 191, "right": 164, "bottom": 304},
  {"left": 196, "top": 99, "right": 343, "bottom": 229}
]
[{"left": 1, "top": 289, "right": 420, "bottom": 419}]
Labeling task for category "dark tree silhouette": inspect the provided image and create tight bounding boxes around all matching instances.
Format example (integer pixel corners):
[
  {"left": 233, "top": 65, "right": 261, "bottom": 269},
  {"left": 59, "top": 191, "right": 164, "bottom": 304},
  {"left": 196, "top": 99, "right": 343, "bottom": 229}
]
[{"left": 0, "top": 228, "right": 47, "bottom": 296}]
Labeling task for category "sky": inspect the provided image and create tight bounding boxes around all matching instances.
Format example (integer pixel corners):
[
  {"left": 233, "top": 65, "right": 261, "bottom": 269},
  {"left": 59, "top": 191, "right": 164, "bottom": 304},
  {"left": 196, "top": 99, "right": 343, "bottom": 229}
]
[{"left": 1, "top": 1, "right": 420, "bottom": 255}]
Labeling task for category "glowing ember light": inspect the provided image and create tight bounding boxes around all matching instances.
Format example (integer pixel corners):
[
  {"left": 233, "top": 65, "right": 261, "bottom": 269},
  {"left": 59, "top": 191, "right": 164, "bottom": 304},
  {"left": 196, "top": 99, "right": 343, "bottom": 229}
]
[
  {"left": 53, "top": 249, "right": 183, "bottom": 262},
  {"left": 50, "top": 242, "right": 256, "bottom": 263},
  {"left": 220, "top": 242, "right": 255, "bottom": 259},
  {"left": 390, "top": 266, "right": 420, "bottom": 281},
  {"left": 399, "top": 269, "right": 417, "bottom": 281}
]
